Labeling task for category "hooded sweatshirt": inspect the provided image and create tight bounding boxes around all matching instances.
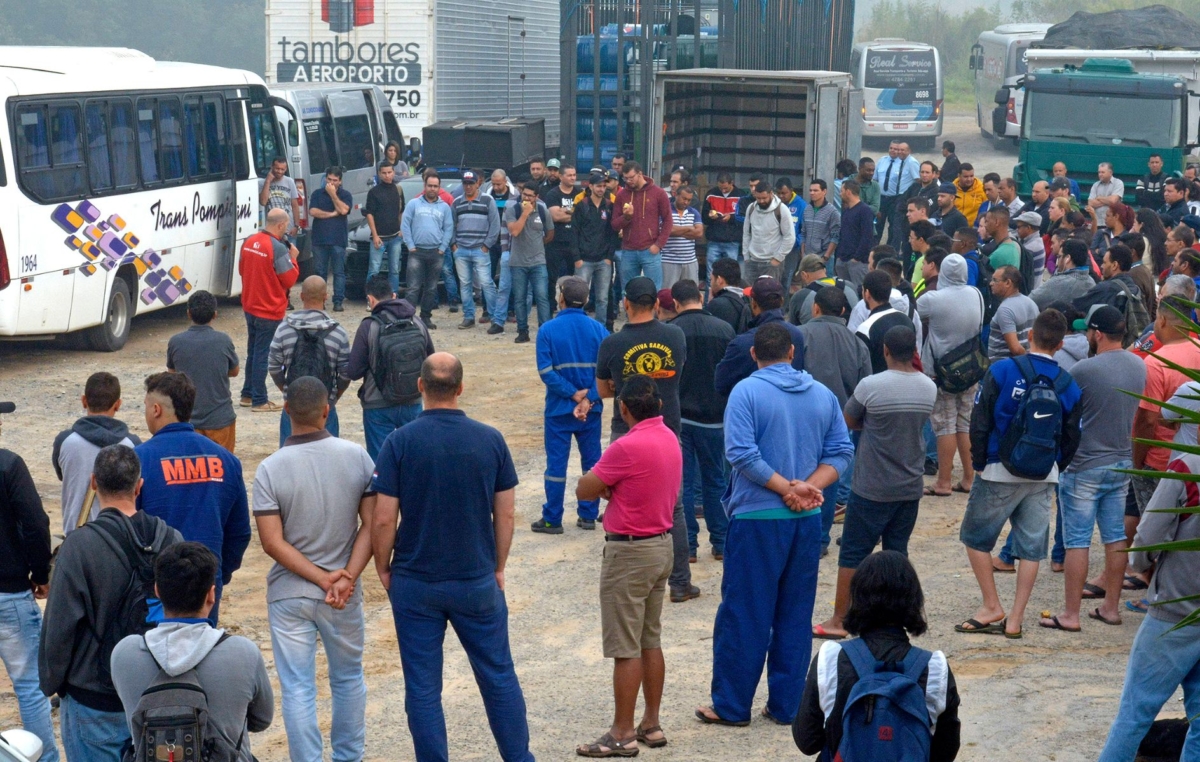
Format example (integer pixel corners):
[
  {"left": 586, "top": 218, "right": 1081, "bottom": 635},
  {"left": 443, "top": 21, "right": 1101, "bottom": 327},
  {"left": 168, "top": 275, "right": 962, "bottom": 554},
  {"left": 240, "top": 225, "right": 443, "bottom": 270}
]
[
  {"left": 611, "top": 179, "right": 673, "bottom": 251},
  {"left": 1130, "top": 451, "right": 1200, "bottom": 625},
  {"left": 1054, "top": 332, "right": 1089, "bottom": 371},
  {"left": 343, "top": 298, "right": 435, "bottom": 409},
  {"left": 112, "top": 621, "right": 273, "bottom": 761},
  {"left": 52, "top": 416, "right": 141, "bottom": 533},
  {"left": 722, "top": 363, "right": 855, "bottom": 518},
  {"left": 267, "top": 308, "right": 352, "bottom": 403},
  {"left": 915, "top": 254, "right": 984, "bottom": 375},
  {"left": 41, "top": 509, "right": 181, "bottom": 711},
  {"left": 742, "top": 195, "right": 795, "bottom": 263}
]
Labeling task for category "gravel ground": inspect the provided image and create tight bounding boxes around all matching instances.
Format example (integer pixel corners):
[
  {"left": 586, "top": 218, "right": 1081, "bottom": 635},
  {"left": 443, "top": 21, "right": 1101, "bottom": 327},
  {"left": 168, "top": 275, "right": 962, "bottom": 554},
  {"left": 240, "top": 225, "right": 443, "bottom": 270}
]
[{"left": 0, "top": 110, "right": 1180, "bottom": 762}]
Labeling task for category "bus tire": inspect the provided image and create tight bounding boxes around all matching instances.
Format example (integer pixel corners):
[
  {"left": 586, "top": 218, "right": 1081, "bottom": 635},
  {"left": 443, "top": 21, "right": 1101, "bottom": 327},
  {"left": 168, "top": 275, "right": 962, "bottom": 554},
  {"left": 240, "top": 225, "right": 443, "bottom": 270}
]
[{"left": 85, "top": 278, "right": 132, "bottom": 352}]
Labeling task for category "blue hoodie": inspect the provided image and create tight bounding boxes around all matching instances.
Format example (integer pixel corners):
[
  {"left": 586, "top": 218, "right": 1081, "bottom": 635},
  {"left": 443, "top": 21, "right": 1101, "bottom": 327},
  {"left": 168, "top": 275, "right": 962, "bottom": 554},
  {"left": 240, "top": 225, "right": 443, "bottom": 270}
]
[{"left": 722, "top": 363, "right": 855, "bottom": 518}]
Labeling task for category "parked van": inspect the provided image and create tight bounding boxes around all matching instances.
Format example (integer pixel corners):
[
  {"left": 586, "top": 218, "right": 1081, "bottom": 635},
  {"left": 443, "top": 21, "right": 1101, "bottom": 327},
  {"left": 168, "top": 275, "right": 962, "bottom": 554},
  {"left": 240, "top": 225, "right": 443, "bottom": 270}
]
[
  {"left": 269, "top": 83, "right": 414, "bottom": 257},
  {"left": 968, "top": 24, "right": 1051, "bottom": 145}
]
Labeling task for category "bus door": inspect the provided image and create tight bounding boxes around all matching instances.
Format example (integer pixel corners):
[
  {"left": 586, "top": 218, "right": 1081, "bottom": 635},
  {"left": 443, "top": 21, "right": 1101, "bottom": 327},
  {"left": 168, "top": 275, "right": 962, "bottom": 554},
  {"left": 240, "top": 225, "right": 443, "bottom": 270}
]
[
  {"left": 325, "top": 91, "right": 378, "bottom": 228},
  {"left": 211, "top": 91, "right": 258, "bottom": 297}
]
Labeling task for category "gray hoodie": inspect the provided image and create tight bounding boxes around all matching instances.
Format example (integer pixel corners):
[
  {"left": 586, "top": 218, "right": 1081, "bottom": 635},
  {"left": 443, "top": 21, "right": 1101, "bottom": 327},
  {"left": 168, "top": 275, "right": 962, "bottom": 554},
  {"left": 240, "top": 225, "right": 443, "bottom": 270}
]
[
  {"left": 916, "top": 254, "right": 984, "bottom": 376},
  {"left": 112, "top": 622, "right": 273, "bottom": 761},
  {"left": 1053, "top": 332, "right": 1089, "bottom": 371},
  {"left": 52, "top": 416, "right": 140, "bottom": 534},
  {"left": 1130, "top": 450, "right": 1200, "bottom": 626},
  {"left": 742, "top": 196, "right": 795, "bottom": 262},
  {"left": 267, "top": 309, "right": 351, "bottom": 402}
]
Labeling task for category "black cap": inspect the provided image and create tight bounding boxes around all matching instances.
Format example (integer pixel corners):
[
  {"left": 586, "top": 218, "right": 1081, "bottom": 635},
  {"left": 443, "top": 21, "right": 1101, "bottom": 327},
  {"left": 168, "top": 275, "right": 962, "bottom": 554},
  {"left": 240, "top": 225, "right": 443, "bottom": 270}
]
[
  {"left": 750, "top": 275, "right": 785, "bottom": 304},
  {"left": 624, "top": 276, "right": 658, "bottom": 305},
  {"left": 1085, "top": 304, "right": 1125, "bottom": 335},
  {"left": 1049, "top": 177, "right": 1071, "bottom": 191},
  {"left": 0, "top": 402, "right": 14, "bottom": 414},
  {"left": 559, "top": 276, "right": 590, "bottom": 308}
]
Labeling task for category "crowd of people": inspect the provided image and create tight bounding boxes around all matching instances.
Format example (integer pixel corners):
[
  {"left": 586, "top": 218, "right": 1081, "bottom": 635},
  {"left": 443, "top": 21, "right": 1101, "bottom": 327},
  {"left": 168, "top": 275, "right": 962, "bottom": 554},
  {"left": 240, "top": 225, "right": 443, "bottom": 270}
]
[{"left": 1, "top": 139, "right": 1200, "bottom": 762}]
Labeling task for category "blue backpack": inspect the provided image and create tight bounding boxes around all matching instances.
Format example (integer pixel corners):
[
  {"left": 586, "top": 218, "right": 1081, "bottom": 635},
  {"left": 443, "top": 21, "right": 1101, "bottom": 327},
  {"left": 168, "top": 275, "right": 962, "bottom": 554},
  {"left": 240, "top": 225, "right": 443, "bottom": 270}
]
[
  {"left": 834, "top": 638, "right": 933, "bottom": 762},
  {"left": 998, "top": 355, "right": 1071, "bottom": 480}
]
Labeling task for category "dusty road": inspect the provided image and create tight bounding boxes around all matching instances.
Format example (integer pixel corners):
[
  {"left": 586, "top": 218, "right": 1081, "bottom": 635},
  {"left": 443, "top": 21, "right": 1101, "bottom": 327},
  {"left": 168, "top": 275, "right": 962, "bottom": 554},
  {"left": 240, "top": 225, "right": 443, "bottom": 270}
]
[{"left": 0, "top": 110, "right": 1179, "bottom": 761}]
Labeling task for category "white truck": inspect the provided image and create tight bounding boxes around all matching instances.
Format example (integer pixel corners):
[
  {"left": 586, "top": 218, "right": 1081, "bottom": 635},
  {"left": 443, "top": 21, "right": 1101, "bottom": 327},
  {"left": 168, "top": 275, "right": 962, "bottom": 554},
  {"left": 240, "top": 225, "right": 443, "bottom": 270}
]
[
  {"left": 968, "top": 24, "right": 1052, "bottom": 145},
  {"left": 264, "top": 0, "right": 562, "bottom": 146}
]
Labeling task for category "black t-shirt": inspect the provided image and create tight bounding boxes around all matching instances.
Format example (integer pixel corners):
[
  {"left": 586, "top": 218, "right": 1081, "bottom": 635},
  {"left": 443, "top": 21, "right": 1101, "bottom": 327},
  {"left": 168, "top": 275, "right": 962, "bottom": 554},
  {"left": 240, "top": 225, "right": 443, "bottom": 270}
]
[
  {"left": 364, "top": 182, "right": 403, "bottom": 238},
  {"left": 489, "top": 185, "right": 513, "bottom": 220},
  {"left": 543, "top": 185, "right": 580, "bottom": 253},
  {"left": 596, "top": 320, "right": 688, "bottom": 436}
]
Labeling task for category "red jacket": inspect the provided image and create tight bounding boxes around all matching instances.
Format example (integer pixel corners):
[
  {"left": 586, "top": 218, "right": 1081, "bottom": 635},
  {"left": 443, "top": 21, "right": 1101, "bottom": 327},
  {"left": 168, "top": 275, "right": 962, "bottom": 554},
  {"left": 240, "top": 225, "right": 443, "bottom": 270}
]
[
  {"left": 611, "top": 179, "right": 673, "bottom": 251},
  {"left": 239, "top": 231, "right": 298, "bottom": 321}
]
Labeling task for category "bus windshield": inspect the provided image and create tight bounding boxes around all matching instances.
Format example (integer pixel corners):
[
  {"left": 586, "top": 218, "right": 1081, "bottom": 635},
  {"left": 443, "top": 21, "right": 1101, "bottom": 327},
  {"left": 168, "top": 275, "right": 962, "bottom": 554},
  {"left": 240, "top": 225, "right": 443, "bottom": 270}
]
[
  {"left": 1025, "top": 91, "right": 1180, "bottom": 147},
  {"left": 864, "top": 49, "right": 937, "bottom": 89}
]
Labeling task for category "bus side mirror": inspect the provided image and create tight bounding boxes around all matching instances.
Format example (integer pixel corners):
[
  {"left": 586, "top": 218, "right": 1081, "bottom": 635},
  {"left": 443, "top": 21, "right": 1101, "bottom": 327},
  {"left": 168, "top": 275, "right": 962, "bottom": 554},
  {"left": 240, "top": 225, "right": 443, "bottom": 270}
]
[
  {"left": 969, "top": 45, "right": 983, "bottom": 72},
  {"left": 994, "top": 88, "right": 1009, "bottom": 106},
  {"left": 408, "top": 137, "right": 422, "bottom": 161},
  {"left": 287, "top": 120, "right": 299, "bottom": 147}
]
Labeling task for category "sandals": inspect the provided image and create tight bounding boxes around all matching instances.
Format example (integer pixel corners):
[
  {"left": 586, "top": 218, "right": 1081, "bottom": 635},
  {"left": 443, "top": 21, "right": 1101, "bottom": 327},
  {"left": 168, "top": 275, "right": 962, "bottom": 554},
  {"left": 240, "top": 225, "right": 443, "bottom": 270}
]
[
  {"left": 1123, "top": 575, "right": 1149, "bottom": 591},
  {"left": 694, "top": 707, "right": 750, "bottom": 727},
  {"left": 577, "top": 732, "right": 639, "bottom": 758},
  {"left": 1089, "top": 608, "right": 1122, "bottom": 626},
  {"left": 1126, "top": 599, "right": 1149, "bottom": 614},
  {"left": 635, "top": 725, "right": 667, "bottom": 749},
  {"left": 923, "top": 486, "right": 951, "bottom": 497},
  {"left": 1081, "top": 583, "right": 1107, "bottom": 599},
  {"left": 954, "top": 617, "right": 1004, "bottom": 634},
  {"left": 951, "top": 482, "right": 971, "bottom": 494},
  {"left": 812, "top": 624, "right": 846, "bottom": 640},
  {"left": 760, "top": 707, "right": 789, "bottom": 725},
  {"left": 1038, "top": 613, "right": 1081, "bottom": 633}
]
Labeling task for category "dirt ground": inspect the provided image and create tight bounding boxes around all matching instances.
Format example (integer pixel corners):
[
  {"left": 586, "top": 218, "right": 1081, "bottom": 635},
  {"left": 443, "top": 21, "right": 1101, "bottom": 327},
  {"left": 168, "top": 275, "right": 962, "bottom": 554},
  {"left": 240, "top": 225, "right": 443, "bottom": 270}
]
[{"left": 0, "top": 111, "right": 1183, "bottom": 761}]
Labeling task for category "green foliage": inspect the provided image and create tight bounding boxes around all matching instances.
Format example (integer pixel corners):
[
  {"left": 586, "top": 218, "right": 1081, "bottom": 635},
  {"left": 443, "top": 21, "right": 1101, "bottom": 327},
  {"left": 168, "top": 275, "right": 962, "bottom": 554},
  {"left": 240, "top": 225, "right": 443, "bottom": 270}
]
[{"left": 0, "top": 0, "right": 265, "bottom": 74}]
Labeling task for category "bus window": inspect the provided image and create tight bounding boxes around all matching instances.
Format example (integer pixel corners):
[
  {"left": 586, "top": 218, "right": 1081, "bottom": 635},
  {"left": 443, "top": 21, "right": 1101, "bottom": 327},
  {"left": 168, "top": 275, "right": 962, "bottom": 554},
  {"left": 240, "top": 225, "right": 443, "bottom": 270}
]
[
  {"left": 202, "top": 97, "right": 228, "bottom": 176},
  {"left": 158, "top": 98, "right": 185, "bottom": 182},
  {"left": 335, "top": 113, "right": 373, "bottom": 170},
  {"left": 229, "top": 102, "right": 249, "bottom": 181},
  {"left": 303, "top": 117, "right": 337, "bottom": 171},
  {"left": 184, "top": 97, "right": 207, "bottom": 178},
  {"left": 248, "top": 107, "right": 281, "bottom": 177},
  {"left": 110, "top": 101, "right": 139, "bottom": 189},
  {"left": 85, "top": 103, "right": 112, "bottom": 191},
  {"left": 382, "top": 106, "right": 404, "bottom": 147},
  {"left": 362, "top": 91, "right": 381, "bottom": 147},
  {"left": 137, "top": 98, "right": 160, "bottom": 184},
  {"left": 15, "top": 103, "right": 87, "bottom": 201}
]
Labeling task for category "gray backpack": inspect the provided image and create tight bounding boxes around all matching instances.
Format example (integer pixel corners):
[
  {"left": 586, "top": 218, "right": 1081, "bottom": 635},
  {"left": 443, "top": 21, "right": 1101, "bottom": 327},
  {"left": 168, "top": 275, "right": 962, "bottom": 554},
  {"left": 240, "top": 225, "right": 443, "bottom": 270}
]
[{"left": 124, "top": 634, "right": 245, "bottom": 762}]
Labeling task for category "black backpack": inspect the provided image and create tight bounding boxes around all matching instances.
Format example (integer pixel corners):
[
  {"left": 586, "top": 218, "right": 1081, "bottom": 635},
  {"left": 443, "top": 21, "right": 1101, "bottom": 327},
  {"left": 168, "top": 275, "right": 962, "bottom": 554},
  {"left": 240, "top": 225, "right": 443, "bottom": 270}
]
[
  {"left": 965, "top": 249, "right": 997, "bottom": 323},
  {"left": 999, "top": 355, "right": 1073, "bottom": 480},
  {"left": 370, "top": 313, "right": 427, "bottom": 405},
  {"left": 89, "top": 515, "right": 162, "bottom": 690},
  {"left": 1016, "top": 239, "right": 1035, "bottom": 296},
  {"left": 124, "top": 634, "right": 244, "bottom": 762},
  {"left": 284, "top": 326, "right": 336, "bottom": 394}
]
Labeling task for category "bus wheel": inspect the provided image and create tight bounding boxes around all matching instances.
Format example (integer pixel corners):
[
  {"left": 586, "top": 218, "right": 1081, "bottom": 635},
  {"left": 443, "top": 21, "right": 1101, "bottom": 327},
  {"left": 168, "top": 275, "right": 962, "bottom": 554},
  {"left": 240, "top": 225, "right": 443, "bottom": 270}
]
[{"left": 85, "top": 278, "right": 132, "bottom": 352}]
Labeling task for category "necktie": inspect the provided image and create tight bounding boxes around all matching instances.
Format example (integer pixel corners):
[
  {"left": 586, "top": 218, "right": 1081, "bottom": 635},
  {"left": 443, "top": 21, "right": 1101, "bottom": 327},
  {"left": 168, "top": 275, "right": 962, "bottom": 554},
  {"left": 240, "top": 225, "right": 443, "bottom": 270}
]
[{"left": 882, "top": 160, "right": 894, "bottom": 197}]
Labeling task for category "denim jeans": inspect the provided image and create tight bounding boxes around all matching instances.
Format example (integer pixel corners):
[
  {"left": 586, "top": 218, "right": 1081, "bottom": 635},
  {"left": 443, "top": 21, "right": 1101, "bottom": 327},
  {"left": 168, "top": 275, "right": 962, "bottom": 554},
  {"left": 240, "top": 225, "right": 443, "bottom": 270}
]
[
  {"left": 454, "top": 249, "right": 498, "bottom": 321},
  {"left": 681, "top": 422, "right": 729, "bottom": 555},
  {"left": 575, "top": 260, "right": 612, "bottom": 324},
  {"left": 1059, "top": 462, "right": 1130, "bottom": 548},
  {"left": 998, "top": 497, "right": 1066, "bottom": 566},
  {"left": 493, "top": 251, "right": 513, "bottom": 319},
  {"left": 363, "top": 404, "right": 423, "bottom": 462},
  {"left": 269, "top": 597, "right": 367, "bottom": 762},
  {"left": 618, "top": 248, "right": 663, "bottom": 289},
  {"left": 368, "top": 235, "right": 404, "bottom": 296},
  {"left": 0, "top": 592, "right": 58, "bottom": 762},
  {"left": 406, "top": 248, "right": 441, "bottom": 318},
  {"left": 705, "top": 241, "right": 740, "bottom": 281},
  {"left": 312, "top": 244, "right": 347, "bottom": 305},
  {"left": 1098, "top": 614, "right": 1200, "bottom": 762},
  {"left": 440, "top": 250, "right": 460, "bottom": 306},
  {"left": 510, "top": 265, "right": 550, "bottom": 333},
  {"left": 60, "top": 694, "right": 127, "bottom": 762},
  {"left": 389, "top": 573, "right": 534, "bottom": 762},
  {"left": 240, "top": 313, "right": 280, "bottom": 407},
  {"left": 280, "top": 405, "right": 340, "bottom": 448},
  {"left": 923, "top": 419, "right": 938, "bottom": 464}
]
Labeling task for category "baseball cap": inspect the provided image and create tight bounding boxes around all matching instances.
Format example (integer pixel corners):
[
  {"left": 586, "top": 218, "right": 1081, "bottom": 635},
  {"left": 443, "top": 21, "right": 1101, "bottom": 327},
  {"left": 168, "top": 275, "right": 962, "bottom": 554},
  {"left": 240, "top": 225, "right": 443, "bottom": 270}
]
[
  {"left": 799, "top": 254, "right": 826, "bottom": 273},
  {"left": 1014, "top": 211, "right": 1043, "bottom": 227},
  {"left": 1049, "top": 177, "right": 1071, "bottom": 191},
  {"left": 1182, "top": 214, "right": 1200, "bottom": 236},
  {"left": 461, "top": 170, "right": 479, "bottom": 184},
  {"left": 624, "top": 276, "right": 657, "bottom": 305},
  {"left": 589, "top": 171, "right": 606, "bottom": 185},
  {"left": 938, "top": 182, "right": 957, "bottom": 195},
  {"left": 559, "top": 276, "right": 590, "bottom": 308},
  {"left": 0, "top": 402, "right": 14, "bottom": 414},
  {"left": 546, "top": 158, "right": 562, "bottom": 169},
  {"left": 749, "top": 275, "right": 785, "bottom": 304},
  {"left": 1084, "top": 304, "right": 1125, "bottom": 335},
  {"left": 657, "top": 289, "right": 675, "bottom": 313}
]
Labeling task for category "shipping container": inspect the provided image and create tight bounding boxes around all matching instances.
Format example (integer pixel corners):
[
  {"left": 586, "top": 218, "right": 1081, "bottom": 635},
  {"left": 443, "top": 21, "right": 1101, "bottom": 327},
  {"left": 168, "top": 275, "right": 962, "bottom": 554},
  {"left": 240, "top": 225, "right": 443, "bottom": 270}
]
[{"left": 265, "top": 0, "right": 561, "bottom": 147}]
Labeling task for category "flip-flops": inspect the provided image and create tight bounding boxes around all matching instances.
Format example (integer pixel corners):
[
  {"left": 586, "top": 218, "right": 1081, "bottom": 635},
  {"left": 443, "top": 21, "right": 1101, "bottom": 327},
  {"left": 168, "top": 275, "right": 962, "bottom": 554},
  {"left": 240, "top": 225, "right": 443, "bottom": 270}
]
[
  {"left": 1081, "top": 583, "right": 1107, "bottom": 599},
  {"left": 1089, "top": 608, "right": 1122, "bottom": 626},
  {"left": 760, "top": 708, "right": 790, "bottom": 725},
  {"left": 954, "top": 618, "right": 1004, "bottom": 634},
  {"left": 1126, "top": 599, "right": 1149, "bottom": 614},
  {"left": 923, "top": 486, "right": 951, "bottom": 497},
  {"left": 694, "top": 707, "right": 750, "bottom": 727},
  {"left": 1123, "top": 575, "right": 1149, "bottom": 591},
  {"left": 951, "top": 482, "right": 971, "bottom": 494},
  {"left": 812, "top": 624, "right": 847, "bottom": 640},
  {"left": 1038, "top": 614, "right": 1081, "bottom": 632}
]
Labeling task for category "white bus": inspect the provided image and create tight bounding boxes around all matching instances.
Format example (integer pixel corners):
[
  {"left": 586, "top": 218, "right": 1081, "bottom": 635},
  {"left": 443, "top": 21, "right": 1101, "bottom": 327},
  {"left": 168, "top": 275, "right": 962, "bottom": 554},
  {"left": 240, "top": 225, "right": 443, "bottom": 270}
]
[
  {"left": 850, "top": 39, "right": 943, "bottom": 149},
  {"left": 0, "top": 47, "right": 289, "bottom": 351},
  {"left": 968, "top": 24, "right": 1051, "bottom": 145}
]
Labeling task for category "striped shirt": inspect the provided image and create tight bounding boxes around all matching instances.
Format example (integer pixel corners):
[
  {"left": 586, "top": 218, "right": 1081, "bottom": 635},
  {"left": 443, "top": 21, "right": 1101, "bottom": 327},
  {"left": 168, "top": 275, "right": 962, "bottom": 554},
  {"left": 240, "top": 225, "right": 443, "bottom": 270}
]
[{"left": 662, "top": 207, "right": 700, "bottom": 264}]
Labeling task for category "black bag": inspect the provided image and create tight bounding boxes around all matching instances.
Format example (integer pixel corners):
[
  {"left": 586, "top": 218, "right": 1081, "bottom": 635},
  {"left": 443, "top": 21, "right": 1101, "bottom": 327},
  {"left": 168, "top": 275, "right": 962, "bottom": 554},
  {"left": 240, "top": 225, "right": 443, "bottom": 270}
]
[
  {"left": 284, "top": 326, "right": 336, "bottom": 394},
  {"left": 999, "top": 355, "right": 1073, "bottom": 480},
  {"left": 370, "top": 314, "right": 427, "bottom": 405},
  {"left": 89, "top": 515, "right": 162, "bottom": 689},
  {"left": 932, "top": 290, "right": 989, "bottom": 393},
  {"left": 1016, "top": 239, "right": 1035, "bottom": 296}
]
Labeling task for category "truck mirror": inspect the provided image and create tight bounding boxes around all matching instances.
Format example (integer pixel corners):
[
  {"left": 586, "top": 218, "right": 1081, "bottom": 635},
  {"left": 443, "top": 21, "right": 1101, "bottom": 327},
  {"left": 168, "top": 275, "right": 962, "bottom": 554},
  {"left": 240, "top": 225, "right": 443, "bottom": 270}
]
[
  {"left": 408, "top": 137, "right": 422, "bottom": 160},
  {"left": 287, "top": 120, "right": 299, "bottom": 148},
  {"left": 994, "top": 88, "right": 1009, "bottom": 106}
]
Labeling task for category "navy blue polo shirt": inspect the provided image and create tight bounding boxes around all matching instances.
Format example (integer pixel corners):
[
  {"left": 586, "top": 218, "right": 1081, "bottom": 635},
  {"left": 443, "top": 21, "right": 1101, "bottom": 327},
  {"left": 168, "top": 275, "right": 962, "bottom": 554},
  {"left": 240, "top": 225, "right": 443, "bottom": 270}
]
[
  {"left": 309, "top": 186, "right": 354, "bottom": 247},
  {"left": 371, "top": 409, "right": 519, "bottom": 582}
]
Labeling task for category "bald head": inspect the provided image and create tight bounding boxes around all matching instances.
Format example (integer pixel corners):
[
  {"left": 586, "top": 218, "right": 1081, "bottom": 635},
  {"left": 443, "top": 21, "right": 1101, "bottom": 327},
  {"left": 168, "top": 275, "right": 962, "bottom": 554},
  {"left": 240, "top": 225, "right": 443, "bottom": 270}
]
[
  {"left": 419, "top": 352, "right": 463, "bottom": 404},
  {"left": 266, "top": 208, "right": 290, "bottom": 229},
  {"left": 300, "top": 276, "right": 327, "bottom": 308}
]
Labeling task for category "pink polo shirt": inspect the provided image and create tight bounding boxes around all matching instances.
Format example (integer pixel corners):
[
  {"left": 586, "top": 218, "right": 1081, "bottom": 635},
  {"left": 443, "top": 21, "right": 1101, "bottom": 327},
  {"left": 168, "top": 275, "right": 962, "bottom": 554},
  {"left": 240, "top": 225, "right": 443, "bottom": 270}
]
[{"left": 590, "top": 416, "right": 682, "bottom": 536}]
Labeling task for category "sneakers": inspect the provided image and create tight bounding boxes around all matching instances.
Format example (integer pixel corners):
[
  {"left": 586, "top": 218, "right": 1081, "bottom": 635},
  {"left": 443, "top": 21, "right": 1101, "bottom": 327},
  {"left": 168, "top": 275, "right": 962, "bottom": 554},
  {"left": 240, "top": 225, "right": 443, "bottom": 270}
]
[
  {"left": 458, "top": 319, "right": 475, "bottom": 329},
  {"left": 515, "top": 331, "right": 530, "bottom": 344},
  {"left": 576, "top": 518, "right": 596, "bottom": 530},
  {"left": 479, "top": 314, "right": 491, "bottom": 324},
  {"left": 251, "top": 401, "right": 282, "bottom": 413},
  {"left": 670, "top": 585, "right": 701, "bottom": 603},
  {"left": 239, "top": 397, "right": 252, "bottom": 408},
  {"left": 448, "top": 304, "right": 460, "bottom": 314},
  {"left": 421, "top": 315, "right": 438, "bottom": 330},
  {"left": 530, "top": 520, "right": 563, "bottom": 535},
  {"left": 833, "top": 504, "right": 846, "bottom": 524},
  {"left": 487, "top": 323, "right": 505, "bottom": 335},
  {"left": 924, "top": 458, "right": 939, "bottom": 476},
  {"left": 332, "top": 302, "right": 344, "bottom": 312}
]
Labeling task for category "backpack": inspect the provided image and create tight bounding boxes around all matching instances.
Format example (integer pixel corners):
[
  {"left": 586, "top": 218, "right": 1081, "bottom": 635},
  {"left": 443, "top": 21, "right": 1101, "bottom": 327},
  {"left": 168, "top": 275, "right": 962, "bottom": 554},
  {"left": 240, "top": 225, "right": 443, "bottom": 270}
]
[
  {"left": 89, "top": 515, "right": 163, "bottom": 690},
  {"left": 833, "top": 638, "right": 934, "bottom": 762},
  {"left": 964, "top": 250, "right": 996, "bottom": 323},
  {"left": 284, "top": 326, "right": 336, "bottom": 394},
  {"left": 998, "top": 355, "right": 1073, "bottom": 480},
  {"left": 1113, "top": 280, "right": 1152, "bottom": 348},
  {"left": 370, "top": 313, "right": 427, "bottom": 405},
  {"left": 746, "top": 204, "right": 788, "bottom": 242},
  {"left": 124, "top": 634, "right": 244, "bottom": 762},
  {"left": 1016, "top": 239, "right": 1035, "bottom": 296}
]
